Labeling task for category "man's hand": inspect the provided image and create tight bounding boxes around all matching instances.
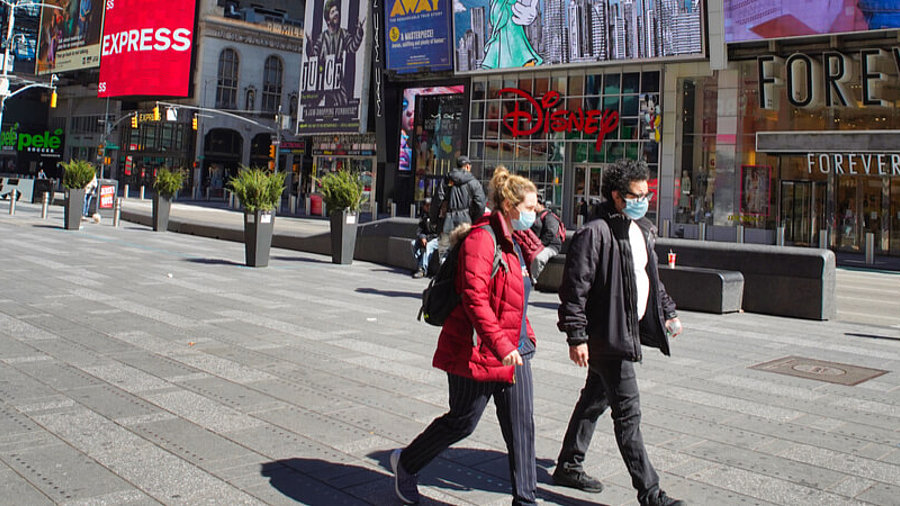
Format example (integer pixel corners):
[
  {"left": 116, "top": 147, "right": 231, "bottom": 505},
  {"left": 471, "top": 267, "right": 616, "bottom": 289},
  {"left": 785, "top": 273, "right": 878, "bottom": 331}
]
[
  {"left": 665, "top": 318, "right": 683, "bottom": 338},
  {"left": 511, "top": 0, "right": 537, "bottom": 25},
  {"left": 503, "top": 350, "right": 523, "bottom": 366},
  {"left": 419, "top": 237, "right": 428, "bottom": 248},
  {"left": 568, "top": 344, "right": 588, "bottom": 367}
]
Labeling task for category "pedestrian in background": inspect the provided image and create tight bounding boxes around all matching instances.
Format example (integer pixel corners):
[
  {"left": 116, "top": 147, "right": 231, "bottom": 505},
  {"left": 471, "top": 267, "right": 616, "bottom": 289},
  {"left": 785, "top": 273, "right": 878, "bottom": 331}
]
[
  {"left": 410, "top": 198, "right": 439, "bottom": 278},
  {"left": 392, "top": 166, "right": 541, "bottom": 505},
  {"left": 529, "top": 193, "right": 564, "bottom": 282},
  {"left": 554, "top": 159, "right": 686, "bottom": 506},
  {"left": 430, "top": 155, "right": 486, "bottom": 259}
]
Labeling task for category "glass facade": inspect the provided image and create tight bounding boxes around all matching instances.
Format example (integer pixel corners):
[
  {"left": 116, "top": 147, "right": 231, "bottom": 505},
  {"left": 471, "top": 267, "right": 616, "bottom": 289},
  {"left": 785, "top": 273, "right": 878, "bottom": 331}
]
[{"left": 467, "top": 67, "right": 661, "bottom": 223}]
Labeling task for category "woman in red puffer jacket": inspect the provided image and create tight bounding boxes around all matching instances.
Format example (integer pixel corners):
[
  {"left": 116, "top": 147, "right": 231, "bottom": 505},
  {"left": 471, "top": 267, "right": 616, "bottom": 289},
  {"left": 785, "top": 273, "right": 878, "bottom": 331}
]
[{"left": 391, "top": 166, "right": 542, "bottom": 506}]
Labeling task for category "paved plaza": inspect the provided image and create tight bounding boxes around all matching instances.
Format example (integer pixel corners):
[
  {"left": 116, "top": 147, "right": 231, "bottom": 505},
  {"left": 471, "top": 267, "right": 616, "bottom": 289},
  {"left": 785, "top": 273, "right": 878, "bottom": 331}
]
[{"left": 1, "top": 201, "right": 899, "bottom": 505}]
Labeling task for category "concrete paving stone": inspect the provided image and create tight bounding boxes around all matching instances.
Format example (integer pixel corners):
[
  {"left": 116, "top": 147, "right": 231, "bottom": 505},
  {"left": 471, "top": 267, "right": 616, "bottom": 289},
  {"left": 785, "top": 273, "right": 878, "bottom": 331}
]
[
  {"left": 343, "top": 355, "right": 443, "bottom": 384},
  {"left": 129, "top": 416, "right": 258, "bottom": 468},
  {"left": 648, "top": 410, "right": 774, "bottom": 451},
  {"left": 0, "top": 334, "right": 47, "bottom": 360},
  {"left": 171, "top": 353, "right": 276, "bottom": 384},
  {"left": 60, "top": 489, "right": 160, "bottom": 506},
  {"left": 650, "top": 473, "right": 782, "bottom": 506},
  {"left": 188, "top": 345, "right": 283, "bottom": 370},
  {"left": 68, "top": 288, "right": 205, "bottom": 329},
  {"left": 242, "top": 465, "right": 369, "bottom": 506},
  {"left": 1, "top": 442, "right": 139, "bottom": 503},
  {"left": 327, "top": 404, "right": 442, "bottom": 448},
  {"left": 0, "top": 366, "right": 62, "bottom": 405},
  {"left": 217, "top": 309, "right": 334, "bottom": 341},
  {"left": 704, "top": 372, "right": 831, "bottom": 401},
  {"left": 828, "top": 476, "right": 880, "bottom": 499},
  {"left": 329, "top": 337, "right": 424, "bottom": 362},
  {"left": 856, "top": 481, "right": 900, "bottom": 505},
  {"left": 82, "top": 363, "right": 175, "bottom": 394},
  {"left": 777, "top": 442, "right": 900, "bottom": 484},
  {"left": 176, "top": 375, "right": 284, "bottom": 412},
  {"left": 251, "top": 405, "right": 393, "bottom": 456},
  {"left": 65, "top": 384, "right": 163, "bottom": 421},
  {"left": 242, "top": 377, "right": 356, "bottom": 413},
  {"left": 15, "top": 396, "right": 76, "bottom": 414},
  {"left": 0, "top": 312, "right": 60, "bottom": 341},
  {"left": 724, "top": 411, "right": 898, "bottom": 450},
  {"left": 144, "top": 390, "right": 266, "bottom": 434},
  {"left": 25, "top": 338, "right": 114, "bottom": 368},
  {"left": 656, "top": 384, "right": 805, "bottom": 423},
  {"left": 0, "top": 466, "right": 54, "bottom": 505},
  {"left": 107, "top": 350, "right": 206, "bottom": 380},
  {"left": 225, "top": 424, "right": 364, "bottom": 469}
]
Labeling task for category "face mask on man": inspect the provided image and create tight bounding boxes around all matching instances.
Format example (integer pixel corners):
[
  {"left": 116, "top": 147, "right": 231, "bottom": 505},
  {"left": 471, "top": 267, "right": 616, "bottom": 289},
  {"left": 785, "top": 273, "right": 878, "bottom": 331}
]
[
  {"left": 512, "top": 209, "right": 536, "bottom": 230},
  {"left": 622, "top": 197, "right": 649, "bottom": 220}
]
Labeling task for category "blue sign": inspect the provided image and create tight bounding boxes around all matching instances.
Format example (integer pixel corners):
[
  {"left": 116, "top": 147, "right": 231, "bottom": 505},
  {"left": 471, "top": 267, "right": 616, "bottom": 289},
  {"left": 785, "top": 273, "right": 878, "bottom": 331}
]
[{"left": 385, "top": 0, "right": 452, "bottom": 73}]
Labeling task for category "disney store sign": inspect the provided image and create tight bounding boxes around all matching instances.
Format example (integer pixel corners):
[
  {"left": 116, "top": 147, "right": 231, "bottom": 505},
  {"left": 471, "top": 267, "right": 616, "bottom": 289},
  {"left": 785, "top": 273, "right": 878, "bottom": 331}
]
[{"left": 499, "top": 89, "right": 619, "bottom": 151}]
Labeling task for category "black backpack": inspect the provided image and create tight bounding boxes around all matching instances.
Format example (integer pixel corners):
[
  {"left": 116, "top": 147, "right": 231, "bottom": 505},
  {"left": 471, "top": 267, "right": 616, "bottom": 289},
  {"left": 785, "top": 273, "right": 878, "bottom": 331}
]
[{"left": 417, "top": 224, "right": 508, "bottom": 326}]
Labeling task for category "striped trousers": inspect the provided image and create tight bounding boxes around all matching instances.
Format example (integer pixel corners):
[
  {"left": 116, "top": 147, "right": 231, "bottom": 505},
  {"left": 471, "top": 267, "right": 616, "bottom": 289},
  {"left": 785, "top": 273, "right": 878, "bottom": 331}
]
[{"left": 399, "top": 360, "right": 536, "bottom": 506}]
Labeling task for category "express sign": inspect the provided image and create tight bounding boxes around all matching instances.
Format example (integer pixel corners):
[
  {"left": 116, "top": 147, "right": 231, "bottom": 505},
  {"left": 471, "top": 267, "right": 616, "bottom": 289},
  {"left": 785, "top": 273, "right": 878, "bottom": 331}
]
[{"left": 98, "top": 0, "right": 196, "bottom": 98}]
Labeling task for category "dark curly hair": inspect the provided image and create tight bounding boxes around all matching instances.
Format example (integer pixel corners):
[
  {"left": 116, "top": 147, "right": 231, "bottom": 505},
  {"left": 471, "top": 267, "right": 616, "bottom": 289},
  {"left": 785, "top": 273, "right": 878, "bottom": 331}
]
[
  {"left": 324, "top": 0, "right": 339, "bottom": 20},
  {"left": 601, "top": 159, "right": 650, "bottom": 202}
]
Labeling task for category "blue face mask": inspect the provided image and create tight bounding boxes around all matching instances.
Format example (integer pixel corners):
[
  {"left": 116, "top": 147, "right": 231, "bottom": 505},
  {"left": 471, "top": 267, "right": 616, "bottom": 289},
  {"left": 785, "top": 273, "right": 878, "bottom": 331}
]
[
  {"left": 512, "top": 210, "right": 536, "bottom": 230},
  {"left": 623, "top": 198, "right": 649, "bottom": 220}
]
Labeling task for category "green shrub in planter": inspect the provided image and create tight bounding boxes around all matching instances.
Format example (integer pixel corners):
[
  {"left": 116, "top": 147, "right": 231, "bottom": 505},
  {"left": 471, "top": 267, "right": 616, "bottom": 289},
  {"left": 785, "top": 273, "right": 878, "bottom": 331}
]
[
  {"left": 318, "top": 169, "right": 364, "bottom": 215},
  {"left": 60, "top": 159, "right": 96, "bottom": 189},
  {"left": 228, "top": 166, "right": 286, "bottom": 212},
  {"left": 153, "top": 167, "right": 185, "bottom": 199}
]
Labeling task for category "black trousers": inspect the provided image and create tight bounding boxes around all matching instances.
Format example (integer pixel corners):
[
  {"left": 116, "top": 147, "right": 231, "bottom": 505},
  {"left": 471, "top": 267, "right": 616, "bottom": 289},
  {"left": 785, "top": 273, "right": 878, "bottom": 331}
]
[
  {"left": 556, "top": 359, "right": 660, "bottom": 501},
  {"left": 400, "top": 361, "right": 536, "bottom": 506}
]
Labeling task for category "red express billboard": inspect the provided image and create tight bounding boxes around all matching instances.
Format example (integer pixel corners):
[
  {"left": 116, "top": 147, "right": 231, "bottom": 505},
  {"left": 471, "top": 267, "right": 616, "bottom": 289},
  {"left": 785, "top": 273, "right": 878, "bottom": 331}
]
[{"left": 98, "top": 0, "right": 196, "bottom": 98}]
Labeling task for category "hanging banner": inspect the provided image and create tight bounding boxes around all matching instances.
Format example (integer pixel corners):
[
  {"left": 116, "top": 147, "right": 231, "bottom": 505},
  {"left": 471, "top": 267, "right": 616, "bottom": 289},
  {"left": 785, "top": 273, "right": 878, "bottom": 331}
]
[
  {"left": 298, "top": 0, "right": 372, "bottom": 134},
  {"left": 386, "top": 0, "right": 453, "bottom": 73},
  {"left": 36, "top": 0, "right": 106, "bottom": 74}
]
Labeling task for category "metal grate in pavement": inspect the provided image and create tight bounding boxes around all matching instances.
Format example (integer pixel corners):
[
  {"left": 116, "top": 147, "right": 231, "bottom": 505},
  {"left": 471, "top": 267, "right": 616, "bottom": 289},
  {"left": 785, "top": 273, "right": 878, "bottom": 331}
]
[{"left": 750, "top": 356, "right": 889, "bottom": 386}]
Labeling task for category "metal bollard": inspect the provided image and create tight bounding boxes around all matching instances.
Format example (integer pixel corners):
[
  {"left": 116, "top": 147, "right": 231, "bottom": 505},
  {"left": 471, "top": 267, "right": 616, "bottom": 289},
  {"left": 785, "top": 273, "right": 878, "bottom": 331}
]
[
  {"left": 305, "top": 196, "right": 311, "bottom": 215},
  {"left": 661, "top": 219, "right": 670, "bottom": 238},
  {"left": 775, "top": 226, "right": 785, "bottom": 246},
  {"left": 123, "top": 184, "right": 129, "bottom": 199},
  {"left": 736, "top": 224, "right": 744, "bottom": 244},
  {"left": 865, "top": 232, "right": 875, "bottom": 265},
  {"left": 41, "top": 192, "right": 49, "bottom": 219},
  {"left": 818, "top": 229, "right": 829, "bottom": 250},
  {"left": 322, "top": 202, "right": 327, "bottom": 217},
  {"left": 409, "top": 203, "right": 416, "bottom": 217},
  {"left": 576, "top": 214, "right": 584, "bottom": 228},
  {"left": 8, "top": 189, "right": 16, "bottom": 215},
  {"left": 290, "top": 195, "right": 297, "bottom": 214},
  {"left": 372, "top": 201, "right": 378, "bottom": 221},
  {"left": 390, "top": 202, "right": 396, "bottom": 218},
  {"left": 279, "top": 196, "right": 284, "bottom": 213},
  {"left": 205, "top": 187, "right": 210, "bottom": 201},
  {"left": 698, "top": 222, "right": 707, "bottom": 241},
  {"left": 113, "top": 197, "right": 122, "bottom": 227},
  {"left": 139, "top": 185, "right": 145, "bottom": 200}
]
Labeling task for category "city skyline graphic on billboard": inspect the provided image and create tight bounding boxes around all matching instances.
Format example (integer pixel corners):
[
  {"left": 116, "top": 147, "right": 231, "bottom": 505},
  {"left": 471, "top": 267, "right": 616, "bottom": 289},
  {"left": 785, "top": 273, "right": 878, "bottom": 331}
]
[
  {"left": 36, "top": 0, "right": 105, "bottom": 75},
  {"left": 386, "top": 0, "right": 454, "bottom": 73},
  {"left": 298, "top": 0, "right": 372, "bottom": 134},
  {"left": 724, "top": 0, "right": 900, "bottom": 43},
  {"left": 97, "top": 0, "right": 196, "bottom": 98},
  {"left": 453, "top": 0, "right": 702, "bottom": 72}
]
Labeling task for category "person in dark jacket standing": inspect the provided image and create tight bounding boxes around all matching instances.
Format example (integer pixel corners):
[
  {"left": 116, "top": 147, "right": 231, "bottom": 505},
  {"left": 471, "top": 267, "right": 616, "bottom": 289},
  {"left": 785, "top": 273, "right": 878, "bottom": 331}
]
[
  {"left": 553, "top": 159, "right": 685, "bottom": 506},
  {"left": 431, "top": 155, "right": 487, "bottom": 258},
  {"left": 392, "top": 167, "right": 541, "bottom": 505}
]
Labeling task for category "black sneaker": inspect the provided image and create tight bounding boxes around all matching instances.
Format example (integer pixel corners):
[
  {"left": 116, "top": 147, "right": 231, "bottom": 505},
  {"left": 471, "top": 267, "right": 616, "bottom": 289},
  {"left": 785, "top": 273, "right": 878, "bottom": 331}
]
[
  {"left": 641, "top": 490, "right": 686, "bottom": 506},
  {"left": 551, "top": 468, "right": 603, "bottom": 493}
]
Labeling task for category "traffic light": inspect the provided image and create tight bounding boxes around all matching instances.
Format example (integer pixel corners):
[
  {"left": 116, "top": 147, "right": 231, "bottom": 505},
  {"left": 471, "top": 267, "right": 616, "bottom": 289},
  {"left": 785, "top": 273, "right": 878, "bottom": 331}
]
[
  {"left": 104, "top": 156, "right": 111, "bottom": 165},
  {"left": 131, "top": 115, "right": 138, "bottom": 128},
  {"left": 50, "top": 91, "right": 57, "bottom": 108},
  {"left": 191, "top": 114, "right": 198, "bottom": 130},
  {"left": 98, "top": 144, "right": 105, "bottom": 156},
  {"left": 269, "top": 144, "right": 276, "bottom": 159},
  {"left": 152, "top": 105, "right": 160, "bottom": 121},
  {"left": 268, "top": 160, "right": 275, "bottom": 170}
]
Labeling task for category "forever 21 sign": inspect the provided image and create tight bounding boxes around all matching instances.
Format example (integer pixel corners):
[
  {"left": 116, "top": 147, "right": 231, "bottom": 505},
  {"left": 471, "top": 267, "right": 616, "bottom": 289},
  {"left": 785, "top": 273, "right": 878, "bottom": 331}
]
[{"left": 758, "top": 49, "right": 900, "bottom": 110}]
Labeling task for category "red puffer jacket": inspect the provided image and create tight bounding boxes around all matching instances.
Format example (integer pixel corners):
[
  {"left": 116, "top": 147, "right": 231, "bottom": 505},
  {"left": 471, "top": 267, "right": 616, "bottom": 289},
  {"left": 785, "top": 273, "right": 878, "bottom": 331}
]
[{"left": 432, "top": 211, "right": 537, "bottom": 383}]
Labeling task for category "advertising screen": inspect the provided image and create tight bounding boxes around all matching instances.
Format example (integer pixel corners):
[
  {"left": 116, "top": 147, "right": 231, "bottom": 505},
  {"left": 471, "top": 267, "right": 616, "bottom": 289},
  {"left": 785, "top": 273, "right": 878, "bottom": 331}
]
[
  {"left": 36, "top": 0, "right": 105, "bottom": 74},
  {"left": 386, "top": 0, "right": 453, "bottom": 73},
  {"left": 97, "top": 0, "right": 196, "bottom": 98},
  {"left": 453, "top": 0, "right": 703, "bottom": 73},
  {"left": 399, "top": 86, "right": 464, "bottom": 172},
  {"left": 298, "top": 0, "right": 372, "bottom": 133},
  {"left": 724, "top": 0, "right": 900, "bottom": 43}
]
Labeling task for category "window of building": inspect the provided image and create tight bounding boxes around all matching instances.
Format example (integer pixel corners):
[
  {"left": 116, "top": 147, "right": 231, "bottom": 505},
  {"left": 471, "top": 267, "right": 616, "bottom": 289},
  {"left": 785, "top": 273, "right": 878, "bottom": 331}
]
[
  {"left": 216, "top": 48, "right": 239, "bottom": 109},
  {"left": 261, "top": 55, "right": 283, "bottom": 113}
]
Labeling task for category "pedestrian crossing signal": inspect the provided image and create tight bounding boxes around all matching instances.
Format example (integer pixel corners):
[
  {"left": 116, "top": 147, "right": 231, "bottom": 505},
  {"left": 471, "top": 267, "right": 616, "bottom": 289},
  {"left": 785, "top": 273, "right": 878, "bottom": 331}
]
[
  {"left": 269, "top": 145, "right": 276, "bottom": 159},
  {"left": 131, "top": 115, "right": 138, "bottom": 128},
  {"left": 192, "top": 114, "right": 198, "bottom": 130}
]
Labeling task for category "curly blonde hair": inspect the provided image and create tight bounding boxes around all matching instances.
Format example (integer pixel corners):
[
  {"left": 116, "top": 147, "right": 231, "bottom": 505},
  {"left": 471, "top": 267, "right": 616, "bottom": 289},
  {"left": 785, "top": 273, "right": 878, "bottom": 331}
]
[{"left": 488, "top": 165, "right": 537, "bottom": 213}]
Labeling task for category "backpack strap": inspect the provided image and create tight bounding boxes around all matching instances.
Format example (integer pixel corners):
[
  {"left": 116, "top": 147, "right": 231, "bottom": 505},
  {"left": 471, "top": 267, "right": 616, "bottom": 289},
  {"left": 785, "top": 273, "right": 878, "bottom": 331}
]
[{"left": 476, "top": 224, "right": 508, "bottom": 279}]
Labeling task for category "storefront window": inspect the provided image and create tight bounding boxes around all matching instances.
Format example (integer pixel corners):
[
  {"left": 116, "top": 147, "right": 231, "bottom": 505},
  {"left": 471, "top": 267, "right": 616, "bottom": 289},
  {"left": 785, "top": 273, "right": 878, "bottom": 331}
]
[{"left": 676, "top": 76, "right": 717, "bottom": 226}]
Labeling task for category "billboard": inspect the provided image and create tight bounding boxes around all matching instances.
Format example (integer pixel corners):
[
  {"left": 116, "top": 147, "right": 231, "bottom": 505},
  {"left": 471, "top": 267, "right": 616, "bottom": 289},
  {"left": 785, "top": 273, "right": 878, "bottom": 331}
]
[
  {"left": 399, "top": 86, "right": 464, "bottom": 172},
  {"left": 386, "top": 0, "right": 453, "bottom": 73},
  {"left": 724, "top": 0, "right": 900, "bottom": 43},
  {"left": 36, "top": 0, "right": 105, "bottom": 74},
  {"left": 97, "top": 0, "right": 196, "bottom": 98},
  {"left": 453, "top": 0, "right": 702, "bottom": 73},
  {"left": 298, "top": 0, "right": 372, "bottom": 134}
]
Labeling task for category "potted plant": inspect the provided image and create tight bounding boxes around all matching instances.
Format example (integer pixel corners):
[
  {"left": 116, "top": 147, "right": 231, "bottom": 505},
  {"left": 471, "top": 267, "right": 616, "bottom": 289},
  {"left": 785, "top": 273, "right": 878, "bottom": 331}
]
[
  {"left": 228, "top": 166, "right": 286, "bottom": 267},
  {"left": 60, "top": 159, "right": 95, "bottom": 230},
  {"left": 152, "top": 167, "right": 184, "bottom": 232},
  {"left": 318, "top": 169, "right": 364, "bottom": 265}
]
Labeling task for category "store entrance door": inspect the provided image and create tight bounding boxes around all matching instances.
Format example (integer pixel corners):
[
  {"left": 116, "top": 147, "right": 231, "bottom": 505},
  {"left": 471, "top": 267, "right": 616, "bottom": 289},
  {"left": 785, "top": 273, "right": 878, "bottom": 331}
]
[
  {"left": 836, "top": 177, "right": 891, "bottom": 253},
  {"left": 780, "top": 181, "right": 826, "bottom": 246},
  {"left": 573, "top": 164, "right": 605, "bottom": 223}
]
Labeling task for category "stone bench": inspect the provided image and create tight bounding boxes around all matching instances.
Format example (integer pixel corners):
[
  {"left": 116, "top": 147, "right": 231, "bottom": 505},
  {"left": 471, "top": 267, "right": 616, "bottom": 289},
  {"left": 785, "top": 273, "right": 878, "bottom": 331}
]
[{"left": 657, "top": 265, "right": 744, "bottom": 314}]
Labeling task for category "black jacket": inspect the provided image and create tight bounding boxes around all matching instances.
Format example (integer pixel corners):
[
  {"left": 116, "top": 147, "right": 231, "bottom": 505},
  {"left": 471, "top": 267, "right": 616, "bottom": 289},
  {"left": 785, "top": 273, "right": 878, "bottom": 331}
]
[
  {"left": 416, "top": 209, "right": 438, "bottom": 243},
  {"left": 431, "top": 169, "right": 486, "bottom": 235},
  {"left": 557, "top": 201, "right": 677, "bottom": 363},
  {"left": 531, "top": 209, "right": 563, "bottom": 250}
]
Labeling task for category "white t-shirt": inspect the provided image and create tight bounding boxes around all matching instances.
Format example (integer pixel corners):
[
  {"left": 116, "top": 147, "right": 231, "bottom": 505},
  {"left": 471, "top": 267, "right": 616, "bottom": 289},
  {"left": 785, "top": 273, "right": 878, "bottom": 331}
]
[{"left": 629, "top": 221, "right": 650, "bottom": 320}]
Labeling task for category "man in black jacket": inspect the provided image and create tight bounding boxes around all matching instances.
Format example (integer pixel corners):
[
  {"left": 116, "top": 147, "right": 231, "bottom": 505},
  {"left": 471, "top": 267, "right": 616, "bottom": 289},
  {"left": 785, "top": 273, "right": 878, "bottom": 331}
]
[
  {"left": 411, "top": 198, "right": 439, "bottom": 278},
  {"left": 430, "top": 156, "right": 486, "bottom": 257},
  {"left": 553, "top": 159, "right": 685, "bottom": 506},
  {"left": 529, "top": 194, "right": 563, "bottom": 282}
]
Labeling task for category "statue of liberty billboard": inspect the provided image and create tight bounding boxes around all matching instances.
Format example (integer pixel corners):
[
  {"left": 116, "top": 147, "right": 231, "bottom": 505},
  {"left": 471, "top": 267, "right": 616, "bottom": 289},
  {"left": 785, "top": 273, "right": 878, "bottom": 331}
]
[{"left": 481, "top": 0, "right": 542, "bottom": 68}]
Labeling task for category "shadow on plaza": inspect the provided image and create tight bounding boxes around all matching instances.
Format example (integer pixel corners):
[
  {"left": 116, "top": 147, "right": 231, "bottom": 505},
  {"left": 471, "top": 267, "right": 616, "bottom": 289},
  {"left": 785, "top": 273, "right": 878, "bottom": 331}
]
[
  {"left": 271, "top": 255, "right": 332, "bottom": 264},
  {"left": 846, "top": 332, "right": 900, "bottom": 342},
  {"left": 184, "top": 257, "right": 245, "bottom": 266},
  {"left": 355, "top": 287, "right": 421, "bottom": 299}
]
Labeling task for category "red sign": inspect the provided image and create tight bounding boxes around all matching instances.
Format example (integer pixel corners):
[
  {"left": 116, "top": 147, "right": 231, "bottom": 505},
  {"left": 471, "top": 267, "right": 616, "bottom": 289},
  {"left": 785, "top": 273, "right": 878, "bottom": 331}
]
[
  {"left": 99, "top": 185, "right": 116, "bottom": 209},
  {"left": 499, "top": 88, "right": 619, "bottom": 151},
  {"left": 98, "top": 0, "right": 196, "bottom": 98}
]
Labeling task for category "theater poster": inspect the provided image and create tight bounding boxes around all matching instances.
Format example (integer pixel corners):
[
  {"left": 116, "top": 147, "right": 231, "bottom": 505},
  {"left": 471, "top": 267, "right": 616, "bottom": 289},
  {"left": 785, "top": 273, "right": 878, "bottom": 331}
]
[
  {"left": 386, "top": 0, "right": 453, "bottom": 73},
  {"left": 298, "top": 0, "right": 372, "bottom": 134}
]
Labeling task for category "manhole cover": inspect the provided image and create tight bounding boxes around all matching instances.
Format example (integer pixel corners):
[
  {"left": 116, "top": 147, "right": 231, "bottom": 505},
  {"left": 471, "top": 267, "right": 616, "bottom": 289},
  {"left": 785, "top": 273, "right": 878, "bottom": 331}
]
[{"left": 750, "top": 356, "right": 888, "bottom": 386}]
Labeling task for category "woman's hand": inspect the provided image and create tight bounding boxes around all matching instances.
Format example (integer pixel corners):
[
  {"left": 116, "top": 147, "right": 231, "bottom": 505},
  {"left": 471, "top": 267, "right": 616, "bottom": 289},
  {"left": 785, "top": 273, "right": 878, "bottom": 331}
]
[{"left": 502, "top": 350, "right": 523, "bottom": 366}]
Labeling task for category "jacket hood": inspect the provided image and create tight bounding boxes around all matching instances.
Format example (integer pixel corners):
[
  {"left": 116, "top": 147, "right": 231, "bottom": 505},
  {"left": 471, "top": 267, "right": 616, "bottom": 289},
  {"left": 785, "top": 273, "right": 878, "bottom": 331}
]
[{"left": 448, "top": 169, "right": 475, "bottom": 185}]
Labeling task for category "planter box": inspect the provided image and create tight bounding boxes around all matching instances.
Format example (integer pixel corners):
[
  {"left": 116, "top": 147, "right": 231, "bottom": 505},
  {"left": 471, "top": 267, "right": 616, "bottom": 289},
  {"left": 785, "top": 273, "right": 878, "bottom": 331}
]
[
  {"left": 152, "top": 195, "right": 172, "bottom": 232},
  {"left": 64, "top": 188, "right": 84, "bottom": 230},
  {"left": 244, "top": 210, "right": 275, "bottom": 267},
  {"left": 330, "top": 211, "right": 358, "bottom": 264}
]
